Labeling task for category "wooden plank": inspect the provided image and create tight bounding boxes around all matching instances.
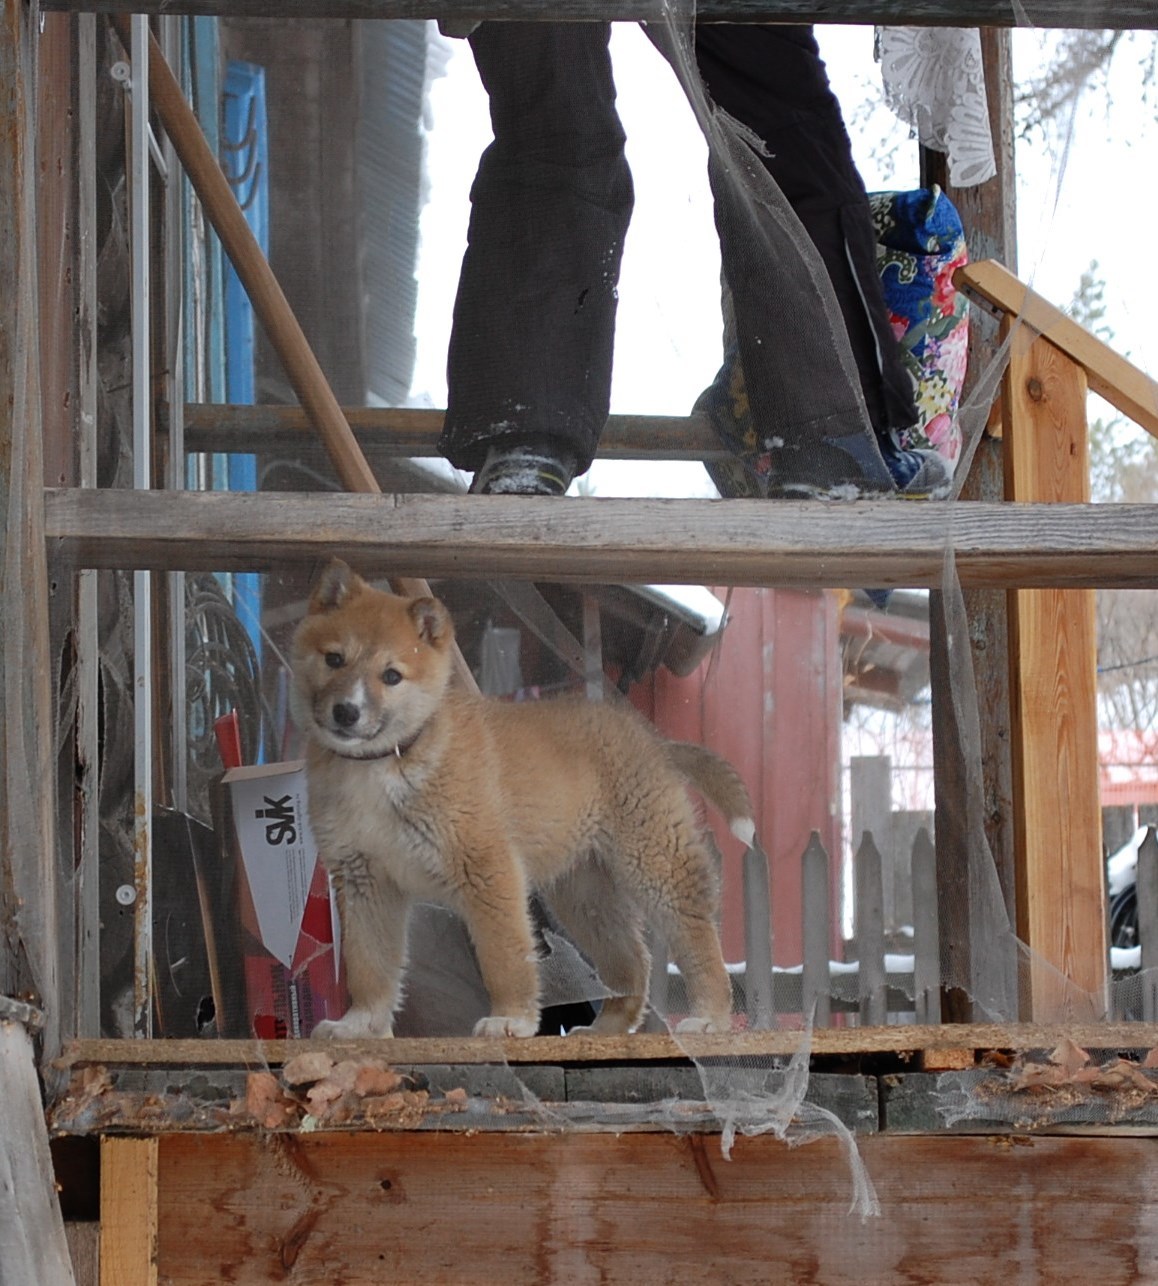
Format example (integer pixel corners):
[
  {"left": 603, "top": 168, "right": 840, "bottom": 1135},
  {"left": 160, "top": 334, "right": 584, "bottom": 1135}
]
[
  {"left": 1005, "top": 326, "right": 1107, "bottom": 1020},
  {"left": 59, "top": 1022, "right": 1158, "bottom": 1070},
  {"left": 0, "top": 1023, "right": 75, "bottom": 1286},
  {"left": 38, "top": 0, "right": 1158, "bottom": 29},
  {"left": 180, "top": 402, "right": 728, "bottom": 461},
  {"left": 65, "top": 1223, "right": 100, "bottom": 1286},
  {"left": 959, "top": 259, "right": 1158, "bottom": 439},
  {"left": 43, "top": 488, "right": 1158, "bottom": 588},
  {"left": 153, "top": 1132, "right": 1158, "bottom": 1283},
  {"left": 100, "top": 1137, "right": 158, "bottom": 1286}
]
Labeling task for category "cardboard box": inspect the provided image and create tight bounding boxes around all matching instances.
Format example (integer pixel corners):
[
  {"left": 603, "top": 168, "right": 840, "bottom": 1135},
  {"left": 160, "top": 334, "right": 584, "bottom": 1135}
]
[{"left": 221, "top": 761, "right": 346, "bottom": 1038}]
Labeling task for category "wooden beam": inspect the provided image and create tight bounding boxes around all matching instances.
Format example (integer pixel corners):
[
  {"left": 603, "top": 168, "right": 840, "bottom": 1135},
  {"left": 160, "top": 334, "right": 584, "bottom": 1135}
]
[
  {"left": 958, "top": 259, "right": 1158, "bottom": 439},
  {"left": 100, "top": 1138, "right": 159, "bottom": 1286},
  {"left": 58, "top": 1022, "right": 1158, "bottom": 1069},
  {"left": 181, "top": 403, "right": 727, "bottom": 461},
  {"left": 44, "top": 487, "right": 1158, "bottom": 588},
  {"left": 1004, "top": 324, "right": 1107, "bottom": 1020},
  {"left": 151, "top": 1132, "right": 1158, "bottom": 1282},
  {"left": 38, "top": 0, "right": 1158, "bottom": 30}
]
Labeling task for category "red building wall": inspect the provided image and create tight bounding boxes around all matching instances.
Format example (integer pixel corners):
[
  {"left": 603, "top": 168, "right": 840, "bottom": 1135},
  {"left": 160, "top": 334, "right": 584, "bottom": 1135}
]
[{"left": 628, "top": 587, "right": 843, "bottom": 965}]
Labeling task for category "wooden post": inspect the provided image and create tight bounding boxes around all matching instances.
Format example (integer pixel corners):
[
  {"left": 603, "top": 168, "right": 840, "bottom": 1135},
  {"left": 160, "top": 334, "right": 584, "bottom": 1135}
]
[
  {"left": 1, "top": 0, "right": 63, "bottom": 1056},
  {"left": 924, "top": 27, "right": 1019, "bottom": 1022},
  {"left": 101, "top": 1138, "right": 159, "bottom": 1286},
  {"left": 1004, "top": 320, "right": 1107, "bottom": 1020}
]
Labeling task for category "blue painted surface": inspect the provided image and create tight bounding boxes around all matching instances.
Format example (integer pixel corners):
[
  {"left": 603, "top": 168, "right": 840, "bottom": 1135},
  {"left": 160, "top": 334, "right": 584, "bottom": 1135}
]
[
  {"left": 221, "top": 60, "right": 268, "bottom": 697},
  {"left": 190, "top": 18, "right": 227, "bottom": 417}
]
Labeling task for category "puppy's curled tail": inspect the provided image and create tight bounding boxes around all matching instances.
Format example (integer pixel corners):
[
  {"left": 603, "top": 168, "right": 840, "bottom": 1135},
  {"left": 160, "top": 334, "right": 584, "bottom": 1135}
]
[{"left": 665, "top": 741, "right": 757, "bottom": 848}]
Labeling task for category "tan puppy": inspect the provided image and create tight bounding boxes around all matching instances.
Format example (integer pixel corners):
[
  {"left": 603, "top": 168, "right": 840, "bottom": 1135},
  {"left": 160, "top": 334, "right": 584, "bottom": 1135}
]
[{"left": 291, "top": 559, "right": 755, "bottom": 1039}]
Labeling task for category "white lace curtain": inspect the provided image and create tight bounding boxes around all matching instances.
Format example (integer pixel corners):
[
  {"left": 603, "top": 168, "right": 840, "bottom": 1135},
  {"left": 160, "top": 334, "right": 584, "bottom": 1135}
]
[{"left": 876, "top": 27, "right": 997, "bottom": 187}]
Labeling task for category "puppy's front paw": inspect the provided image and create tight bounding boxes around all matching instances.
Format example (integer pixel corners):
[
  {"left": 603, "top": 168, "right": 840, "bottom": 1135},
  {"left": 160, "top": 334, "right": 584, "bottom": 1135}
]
[
  {"left": 673, "top": 1016, "right": 728, "bottom": 1035},
  {"left": 473, "top": 1014, "right": 538, "bottom": 1039},
  {"left": 312, "top": 1009, "right": 393, "bottom": 1040}
]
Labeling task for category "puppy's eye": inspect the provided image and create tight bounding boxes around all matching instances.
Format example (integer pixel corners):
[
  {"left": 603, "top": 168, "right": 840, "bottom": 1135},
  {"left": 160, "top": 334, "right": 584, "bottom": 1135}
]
[
  {"left": 383, "top": 667, "right": 403, "bottom": 687},
  {"left": 324, "top": 651, "right": 344, "bottom": 670}
]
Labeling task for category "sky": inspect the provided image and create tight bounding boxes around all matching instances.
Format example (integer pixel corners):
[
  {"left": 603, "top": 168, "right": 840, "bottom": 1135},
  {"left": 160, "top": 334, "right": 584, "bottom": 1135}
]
[{"left": 408, "top": 22, "right": 1158, "bottom": 497}]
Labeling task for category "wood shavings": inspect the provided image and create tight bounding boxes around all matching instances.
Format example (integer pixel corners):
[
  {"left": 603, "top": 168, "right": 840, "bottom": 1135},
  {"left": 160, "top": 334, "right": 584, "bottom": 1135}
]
[
  {"left": 352, "top": 1063, "right": 403, "bottom": 1097},
  {"left": 282, "top": 1051, "right": 335, "bottom": 1086},
  {"left": 245, "top": 1071, "right": 298, "bottom": 1130},
  {"left": 965, "top": 1047, "right": 1158, "bottom": 1127},
  {"left": 238, "top": 1060, "right": 444, "bottom": 1131}
]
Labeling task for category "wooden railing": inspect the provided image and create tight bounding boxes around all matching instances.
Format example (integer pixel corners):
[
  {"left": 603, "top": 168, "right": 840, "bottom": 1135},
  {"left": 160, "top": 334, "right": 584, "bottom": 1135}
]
[{"left": 955, "top": 260, "right": 1158, "bottom": 1022}]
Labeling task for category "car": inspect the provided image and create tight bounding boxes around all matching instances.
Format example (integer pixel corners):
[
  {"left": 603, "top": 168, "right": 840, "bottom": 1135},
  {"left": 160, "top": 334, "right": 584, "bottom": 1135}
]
[{"left": 1107, "top": 825, "right": 1153, "bottom": 951}]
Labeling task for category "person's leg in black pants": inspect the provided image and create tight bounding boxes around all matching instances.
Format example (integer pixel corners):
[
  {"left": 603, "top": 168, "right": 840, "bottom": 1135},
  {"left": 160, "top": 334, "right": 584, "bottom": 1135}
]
[
  {"left": 694, "top": 23, "right": 916, "bottom": 440},
  {"left": 439, "top": 22, "right": 635, "bottom": 494}
]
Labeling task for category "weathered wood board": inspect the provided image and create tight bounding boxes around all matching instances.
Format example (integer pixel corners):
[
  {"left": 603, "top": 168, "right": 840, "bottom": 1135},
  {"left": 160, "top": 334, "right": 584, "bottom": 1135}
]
[
  {"left": 139, "top": 1131, "right": 1158, "bottom": 1284},
  {"left": 38, "top": 0, "right": 1158, "bottom": 29},
  {"left": 0, "top": 1023, "right": 75, "bottom": 1286},
  {"left": 44, "top": 489, "right": 1158, "bottom": 588}
]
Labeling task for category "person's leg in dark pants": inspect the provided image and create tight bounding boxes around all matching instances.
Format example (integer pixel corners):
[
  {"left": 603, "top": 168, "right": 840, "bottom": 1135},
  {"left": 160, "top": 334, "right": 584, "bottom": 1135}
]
[
  {"left": 694, "top": 23, "right": 917, "bottom": 441},
  {"left": 439, "top": 22, "right": 635, "bottom": 493}
]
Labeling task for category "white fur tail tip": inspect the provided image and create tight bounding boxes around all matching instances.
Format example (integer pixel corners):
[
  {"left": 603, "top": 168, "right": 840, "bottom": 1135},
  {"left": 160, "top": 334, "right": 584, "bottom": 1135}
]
[{"left": 730, "top": 817, "right": 757, "bottom": 847}]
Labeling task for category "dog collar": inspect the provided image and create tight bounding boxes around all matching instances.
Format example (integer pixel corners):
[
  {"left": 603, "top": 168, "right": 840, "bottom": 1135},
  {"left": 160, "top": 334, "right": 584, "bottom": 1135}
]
[{"left": 339, "top": 724, "right": 423, "bottom": 763}]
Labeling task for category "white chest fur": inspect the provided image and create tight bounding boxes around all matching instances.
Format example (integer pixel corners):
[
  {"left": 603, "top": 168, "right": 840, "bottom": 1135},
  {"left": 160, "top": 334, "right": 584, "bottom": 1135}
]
[{"left": 307, "top": 754, "right": 454, "bottom": 903}]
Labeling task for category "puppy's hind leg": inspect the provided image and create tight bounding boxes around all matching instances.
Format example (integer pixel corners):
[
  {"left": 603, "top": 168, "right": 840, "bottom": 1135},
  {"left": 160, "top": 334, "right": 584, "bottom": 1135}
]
[
  {"left": 655, "top": 842, "right": 733, "bottom": 1036},
  {"left": 314, "top": 857, "right": 410, "bottom": 1040},
  {"left": 664, "top": 911, "right": 733, "bottom": 1035},
  {"left": 545, "top": 863, "right": 651, "bottom": 1035}
]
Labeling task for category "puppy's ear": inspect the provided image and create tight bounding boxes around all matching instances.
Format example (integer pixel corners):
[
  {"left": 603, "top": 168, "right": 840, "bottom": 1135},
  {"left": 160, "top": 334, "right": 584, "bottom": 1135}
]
[
  {"left": 310, "top": 558, "right": 361, "bottom": 613},
  {"left": 409, "top": 597, "right": 453, "bottom": 647}
]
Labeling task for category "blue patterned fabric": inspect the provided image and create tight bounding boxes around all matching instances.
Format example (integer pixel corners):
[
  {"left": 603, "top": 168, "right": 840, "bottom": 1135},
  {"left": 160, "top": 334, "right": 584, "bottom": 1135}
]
[{"left": 868, "top": 186, "right": 969, "bottom": 462}]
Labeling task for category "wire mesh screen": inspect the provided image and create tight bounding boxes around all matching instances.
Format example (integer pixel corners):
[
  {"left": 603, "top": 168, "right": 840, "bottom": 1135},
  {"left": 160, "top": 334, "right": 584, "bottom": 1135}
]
[{"left": 17, "top": 0, "right": 1158, "bottom": 1226}]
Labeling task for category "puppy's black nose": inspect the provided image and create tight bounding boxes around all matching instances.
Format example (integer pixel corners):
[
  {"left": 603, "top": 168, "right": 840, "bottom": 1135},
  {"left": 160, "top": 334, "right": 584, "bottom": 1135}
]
[{"left": 331, "top": 701, "right": 360, "bottom": 728}]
